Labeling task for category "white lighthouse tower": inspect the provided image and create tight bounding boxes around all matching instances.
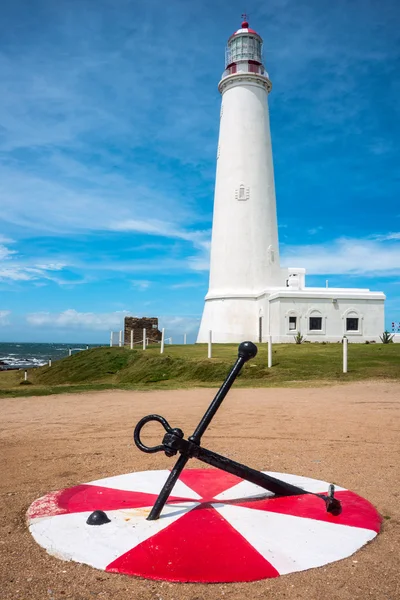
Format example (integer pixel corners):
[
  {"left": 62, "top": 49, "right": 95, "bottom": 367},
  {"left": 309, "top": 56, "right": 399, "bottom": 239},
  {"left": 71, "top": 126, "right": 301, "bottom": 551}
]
[
  {"left": 197, "top": 17, "right": 284, "bottom": 343},
  {"left": 197, "top": 18, "right": 385, "bottom": 344}
]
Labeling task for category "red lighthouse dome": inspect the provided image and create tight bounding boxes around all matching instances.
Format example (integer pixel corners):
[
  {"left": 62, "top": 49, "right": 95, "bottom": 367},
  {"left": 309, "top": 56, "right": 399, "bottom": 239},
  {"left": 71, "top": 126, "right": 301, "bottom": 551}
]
[{"left": 229, "top": 16, "right": 261, "bottom": 40}]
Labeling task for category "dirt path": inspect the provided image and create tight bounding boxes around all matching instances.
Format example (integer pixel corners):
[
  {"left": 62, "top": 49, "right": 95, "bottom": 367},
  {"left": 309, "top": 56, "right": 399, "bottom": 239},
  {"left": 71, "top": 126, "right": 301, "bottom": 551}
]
[{"left": 1, "top": 382, "right": 399, "bottom": 600}]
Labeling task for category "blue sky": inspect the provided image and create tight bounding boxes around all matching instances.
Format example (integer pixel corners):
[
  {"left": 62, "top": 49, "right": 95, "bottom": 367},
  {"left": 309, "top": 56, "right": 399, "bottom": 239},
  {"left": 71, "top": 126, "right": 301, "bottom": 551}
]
[{"left": 0, "top": 0, "right": 399, "bottom": 343}]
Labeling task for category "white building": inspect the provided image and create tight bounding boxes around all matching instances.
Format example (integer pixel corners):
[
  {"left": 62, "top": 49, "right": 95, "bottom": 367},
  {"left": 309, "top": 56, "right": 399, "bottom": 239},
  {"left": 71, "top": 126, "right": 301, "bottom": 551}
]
[{"left": 197, "top": 18, "right": 385, "bottom": 344}]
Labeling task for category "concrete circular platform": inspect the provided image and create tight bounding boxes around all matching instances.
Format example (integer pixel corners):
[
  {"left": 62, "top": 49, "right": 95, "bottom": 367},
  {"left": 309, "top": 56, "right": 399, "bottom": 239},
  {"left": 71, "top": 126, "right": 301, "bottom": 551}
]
[{"left": 27, "top": 468, "right": 381, "bottom": 583}]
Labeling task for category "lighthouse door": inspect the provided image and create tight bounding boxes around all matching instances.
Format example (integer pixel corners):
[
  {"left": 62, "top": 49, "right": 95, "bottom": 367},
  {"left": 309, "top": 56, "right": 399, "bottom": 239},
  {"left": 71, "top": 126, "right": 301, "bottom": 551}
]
[{"left": 259, "top": 317, "right": 263, "bottom": 343}]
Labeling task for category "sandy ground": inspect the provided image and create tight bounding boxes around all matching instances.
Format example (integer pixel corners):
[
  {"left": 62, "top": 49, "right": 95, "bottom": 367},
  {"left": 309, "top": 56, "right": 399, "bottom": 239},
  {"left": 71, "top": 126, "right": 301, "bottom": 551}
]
[{"left": 1, "top": 381, "right": 399, "bottom": 600}]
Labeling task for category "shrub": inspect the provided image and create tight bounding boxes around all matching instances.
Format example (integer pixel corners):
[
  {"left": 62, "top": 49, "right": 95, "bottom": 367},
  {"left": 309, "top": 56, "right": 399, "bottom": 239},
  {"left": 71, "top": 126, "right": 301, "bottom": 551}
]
[
  {"left": 380, "top": 331, "right": 394, "bottom": 344},
  {"left": 294, "top": 332, "right": 305, "bottom": 344}
]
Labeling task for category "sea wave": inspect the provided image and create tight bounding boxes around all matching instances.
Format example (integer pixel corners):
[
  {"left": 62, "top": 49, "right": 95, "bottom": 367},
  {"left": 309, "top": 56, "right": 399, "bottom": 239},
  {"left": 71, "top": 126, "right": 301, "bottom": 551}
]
[
  {"left": 0, "top": 342, "right": 100, "bottom": 371},
  {"left": 0, "top": 356, "right": 48, "bottom": 369}
]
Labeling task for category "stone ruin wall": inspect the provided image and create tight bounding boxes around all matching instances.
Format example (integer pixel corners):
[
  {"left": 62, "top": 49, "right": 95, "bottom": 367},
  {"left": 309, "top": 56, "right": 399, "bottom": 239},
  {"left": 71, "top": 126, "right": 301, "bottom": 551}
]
[{"left": 124, "top": 317, "right": 162, "bottom": 346}]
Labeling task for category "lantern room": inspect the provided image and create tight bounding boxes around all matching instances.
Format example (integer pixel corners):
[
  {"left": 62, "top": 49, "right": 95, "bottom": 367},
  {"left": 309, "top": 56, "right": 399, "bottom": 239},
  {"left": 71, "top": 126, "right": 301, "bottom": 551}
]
[{"left": 224, "top": 17, "right": 264, "bottom": 75}]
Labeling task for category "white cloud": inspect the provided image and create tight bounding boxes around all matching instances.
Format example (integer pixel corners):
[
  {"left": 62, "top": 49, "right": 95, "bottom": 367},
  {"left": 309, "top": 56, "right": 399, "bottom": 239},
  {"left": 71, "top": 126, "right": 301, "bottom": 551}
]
[
  {"left": 0, "top": 237, "right": 72, "bottom": 284},
  {"left": 0, "top": 310, "right": 11, "bottom": 325},
  {"left": 110, "top": 220, "right": 211, "bottom": 273},
  {"left": 282, "top": 237, "right": 400, "bottom": 276},
  {"left": 159, "top": 315, "right": 201, "bottom": 335},
  {"left": 0, "top": 244, "right": 17, "bottom": 260},
  {"left": 170, "top": 281, "right": 204, "bottom": 289},
  {"left": 0, "top": 165, "right": 193, "bottom": 235},
  {"left": 111, "top": 219, "right": 210, "bottom": 251},
  {"left": 307, "top": 226, "right": 323, "bottom": 235},
  {"left": 131, "top": 280, "right": 151, "bottom": 291},
  {"left": 0, "top": 268, "right": 34, "bottom": 282},
  {"left": 34, "top": 263, "right": 65, "bottom": 271},
  {"left": 24, "top": 309, "right": 201, "bottom": 338},
  {"left": 371, "top": 232, "right": 400, "bottom": 242},
  {"left": 186, "top": 255, "right": 210, "bottom": 272},
  {"left": 0, "top": 261, "right": 68, "bottom": 284},
  {"left": 26, "top": 309, "right": 129, "bottom": 330},
  {"left": 0, "top": 235, "right": 15, "bottom": 244}
]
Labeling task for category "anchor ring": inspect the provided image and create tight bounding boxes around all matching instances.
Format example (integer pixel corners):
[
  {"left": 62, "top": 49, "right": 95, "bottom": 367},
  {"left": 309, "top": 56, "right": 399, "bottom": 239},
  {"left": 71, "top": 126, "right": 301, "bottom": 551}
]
[{"left": 133, "top": 414, "right": 174, "bottom": 453}]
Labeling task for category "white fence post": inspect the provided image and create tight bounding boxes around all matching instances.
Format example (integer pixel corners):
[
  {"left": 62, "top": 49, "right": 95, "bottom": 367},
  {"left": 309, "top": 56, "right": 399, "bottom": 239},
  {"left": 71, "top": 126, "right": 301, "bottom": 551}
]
[
  {"left": 48, "top": 359, "right": 52, "bottom": 367},
  {"left": 184, "top": 333, "right": 187, "bottom": 345},
  {"left": 268, "top": 335, "right": 272, "bottom": 368},
  {"left": 208, "top": 330, "right": 212, "bottom": 359},
  {"left": 143, "top": 328, "right": 146, "bottom": 350},
  {"left": 343, "top": 337, "right": 348, "bottom": 373},
  {"left": 130, "top": 329, "right": 133, "bottom": 350},
  {"left": 68, "top": 348, "right": 72, "bottom": 357},
  {"left": 160, "top": 328, "right": 165, "bottom": 354},
  {"left": 118, "top": 330, "right": 123, "bottom": 347},
  {"left": 24, "top": 370, "right": 28, "bottom": 381},
  {"left": 110, "top": 331, "right": 113, "bottom": 347}
]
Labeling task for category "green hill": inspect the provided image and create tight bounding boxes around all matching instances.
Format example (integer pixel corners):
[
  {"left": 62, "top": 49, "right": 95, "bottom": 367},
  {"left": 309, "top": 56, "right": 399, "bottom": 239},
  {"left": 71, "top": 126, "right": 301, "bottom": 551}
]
[{"left": 0, "top": 342, "right": 399, "bottom": 397}]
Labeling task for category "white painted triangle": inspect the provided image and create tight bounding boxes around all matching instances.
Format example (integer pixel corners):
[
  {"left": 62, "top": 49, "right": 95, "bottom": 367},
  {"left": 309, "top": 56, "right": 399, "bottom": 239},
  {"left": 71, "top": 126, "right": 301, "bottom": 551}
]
[
  {"left": 214, "top": 471, "right": 345, "bottom": 501},
  {"left": 88, "top": 470, "right": 202, "bottom": 499},
  {"left": 29, "top": 501, "right": 199, "bottom": 570},
  {"left": 213, "top": 503, "right": 376, "bottom": 575},
  {"left": 215, "top": 480, "right": 274, "bottom": 501}
]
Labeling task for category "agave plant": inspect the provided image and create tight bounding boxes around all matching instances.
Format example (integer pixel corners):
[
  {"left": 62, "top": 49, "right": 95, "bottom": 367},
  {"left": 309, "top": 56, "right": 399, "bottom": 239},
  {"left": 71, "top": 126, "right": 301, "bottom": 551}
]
[
  {"left": 294, "top": 332, "right": 305, "bottom": 344},
  {"left": 380, "top": 331, "right": 394, "bottom": 344}
]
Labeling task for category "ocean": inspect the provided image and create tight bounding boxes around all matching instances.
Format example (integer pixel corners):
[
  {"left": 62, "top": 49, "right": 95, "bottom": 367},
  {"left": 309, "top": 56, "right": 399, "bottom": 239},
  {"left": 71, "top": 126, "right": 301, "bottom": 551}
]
[{"left": 0, "top": 342, "right": 102, "bottom": 370}]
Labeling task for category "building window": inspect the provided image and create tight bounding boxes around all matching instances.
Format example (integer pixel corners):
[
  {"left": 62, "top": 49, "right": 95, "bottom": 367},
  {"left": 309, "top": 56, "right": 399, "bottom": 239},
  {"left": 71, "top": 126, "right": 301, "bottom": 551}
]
[
  {"left": 309, "top": 317, "right": 322, "bottom": 331},
  {"left": 289, "top": 316, "right": 297, "bottom": 330},
  {"left": 346, "top": 317, "right": 359, "bottom": 331}
]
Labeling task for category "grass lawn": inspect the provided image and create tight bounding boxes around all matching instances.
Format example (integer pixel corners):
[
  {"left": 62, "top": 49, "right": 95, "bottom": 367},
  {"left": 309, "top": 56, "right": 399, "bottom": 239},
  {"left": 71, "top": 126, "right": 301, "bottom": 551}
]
[{"left": 0, "top": 342, "right": 399, "bottom": 398}]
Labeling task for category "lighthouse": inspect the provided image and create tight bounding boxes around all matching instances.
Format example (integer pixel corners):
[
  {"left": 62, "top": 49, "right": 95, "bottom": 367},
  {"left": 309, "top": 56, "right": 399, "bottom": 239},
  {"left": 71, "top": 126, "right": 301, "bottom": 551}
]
[
  {"left": 197, "top": 17, "right": 385, "bottom": 344},
  {"left": 197, "top": 17, "right": 284, "bottom": 343}
]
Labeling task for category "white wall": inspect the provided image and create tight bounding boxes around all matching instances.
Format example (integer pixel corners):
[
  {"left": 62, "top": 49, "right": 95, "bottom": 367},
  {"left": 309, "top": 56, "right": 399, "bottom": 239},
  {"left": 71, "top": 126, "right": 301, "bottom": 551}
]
[
  {"left": 207, "top": 76, "right": 281, "bottom": 296},
  {"left": 269, "top": 296, "right": 385, "bottom": 342},
  {"left": 197, "top": 297, "right": 259, "bottom": 343}
]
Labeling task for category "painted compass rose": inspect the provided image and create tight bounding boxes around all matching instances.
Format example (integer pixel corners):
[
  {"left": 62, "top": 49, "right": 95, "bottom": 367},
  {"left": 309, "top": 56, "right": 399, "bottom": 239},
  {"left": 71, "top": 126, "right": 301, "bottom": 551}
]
[{"left": 27, "top": 468, "right": 381, "bottom": 583}]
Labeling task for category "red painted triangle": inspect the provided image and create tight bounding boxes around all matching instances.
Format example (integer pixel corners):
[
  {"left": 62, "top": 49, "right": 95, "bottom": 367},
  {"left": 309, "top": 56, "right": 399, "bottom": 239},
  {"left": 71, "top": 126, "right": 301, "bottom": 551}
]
[
  {"left": 178, "top": 468, "right": 243, "bottom": 501},
  {"left": 29, "top": 484, "right": 188, "bottom": 518},
  {"left": 106, "top": 504, "right": 279, "bottom": 582},
  {"left": 236, "top": 490, "right": 381, "bottom": 533}
]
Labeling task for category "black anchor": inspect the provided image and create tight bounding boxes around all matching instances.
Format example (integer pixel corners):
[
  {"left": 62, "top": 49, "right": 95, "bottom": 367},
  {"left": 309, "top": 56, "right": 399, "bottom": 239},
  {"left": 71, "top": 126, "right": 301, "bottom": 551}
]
[{"left": 134, "top": 341, "right": 342, "bottom": 520}]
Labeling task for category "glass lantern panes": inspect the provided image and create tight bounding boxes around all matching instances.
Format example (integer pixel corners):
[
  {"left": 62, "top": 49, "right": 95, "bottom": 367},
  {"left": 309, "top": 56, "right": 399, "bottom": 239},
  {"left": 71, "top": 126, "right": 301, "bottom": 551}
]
[{"left": 227, "top": 35, "right": 263, "bottom": 65}]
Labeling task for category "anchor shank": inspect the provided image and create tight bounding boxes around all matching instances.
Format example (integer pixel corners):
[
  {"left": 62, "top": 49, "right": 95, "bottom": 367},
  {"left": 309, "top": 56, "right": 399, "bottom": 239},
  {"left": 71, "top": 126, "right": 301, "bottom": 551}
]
[{"left": 189, "top": 356, "right": 246, "bottom": 445}]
